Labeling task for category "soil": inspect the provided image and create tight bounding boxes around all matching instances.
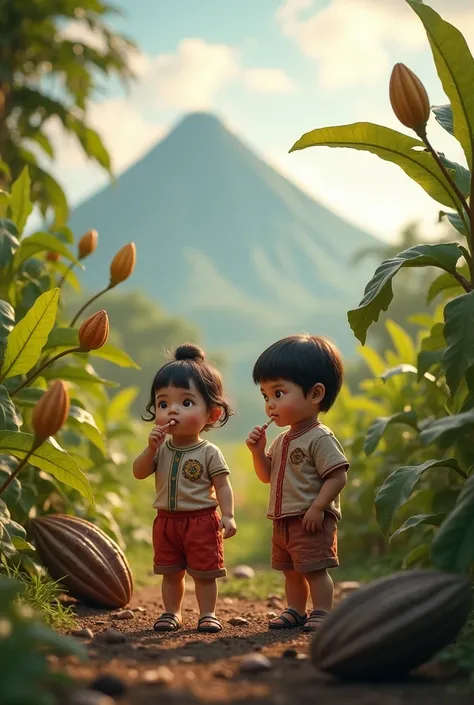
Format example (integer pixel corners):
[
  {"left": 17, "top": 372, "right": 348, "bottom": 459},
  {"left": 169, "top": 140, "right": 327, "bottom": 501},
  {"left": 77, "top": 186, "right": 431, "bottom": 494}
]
[{"left": 56, "top": 582, "right": 473, "bottom": 705}]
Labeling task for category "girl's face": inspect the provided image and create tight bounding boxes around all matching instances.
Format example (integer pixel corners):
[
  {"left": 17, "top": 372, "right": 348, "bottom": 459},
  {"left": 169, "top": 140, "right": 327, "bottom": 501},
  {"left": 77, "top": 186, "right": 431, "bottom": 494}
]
[{"left": 154, "top": 381, "right": 212, "bottom": 437}]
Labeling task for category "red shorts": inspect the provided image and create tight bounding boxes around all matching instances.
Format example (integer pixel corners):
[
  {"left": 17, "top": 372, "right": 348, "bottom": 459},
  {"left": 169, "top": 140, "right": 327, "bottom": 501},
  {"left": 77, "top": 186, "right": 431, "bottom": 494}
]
[
  {"left": 152, "top": 508, "right": 226, "bottom": 579},
  {"left": 272, "top": 513, "right": 338, "bottom": 574}
]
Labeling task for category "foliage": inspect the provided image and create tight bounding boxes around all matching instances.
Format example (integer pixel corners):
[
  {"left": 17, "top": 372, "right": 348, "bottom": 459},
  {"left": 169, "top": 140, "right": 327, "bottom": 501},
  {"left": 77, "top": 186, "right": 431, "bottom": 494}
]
[
  {"left": 0, "top": 0, "right": 137, "bottom": 223},
  {"left": 0, "top": 576, "right": 84, "bottom": 705},
  {"left": 291, "top": 0, "right": 474, "bottom": 574}
]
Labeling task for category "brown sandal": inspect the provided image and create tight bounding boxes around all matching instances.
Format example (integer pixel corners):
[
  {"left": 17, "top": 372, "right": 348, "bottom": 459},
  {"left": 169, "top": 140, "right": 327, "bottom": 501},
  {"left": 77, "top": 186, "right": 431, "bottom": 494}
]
[
  {"left": 269, "top": 608, "right": 307, "bottom": 630},
  {"left": 198, "top": 615, "right": 222, "bottom": 633},
  {"left": 303, "top": 609, "right": 328, "bottom": 632},
  {"left": 153, "top": 612, "right": 182, "bottom": 632}
]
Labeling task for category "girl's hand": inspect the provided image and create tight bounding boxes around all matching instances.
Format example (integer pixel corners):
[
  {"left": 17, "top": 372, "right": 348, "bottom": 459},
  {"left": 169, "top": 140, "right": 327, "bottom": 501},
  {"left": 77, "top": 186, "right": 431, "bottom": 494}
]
[
  {"left": 148, "top": 422, "right": 172, "bottom": 452},
  {"left": 246, "top": 426, "right": 266, "bottom": 454},
  {"left": 219, "top": 515, "right": 237, "bottom": 539}
]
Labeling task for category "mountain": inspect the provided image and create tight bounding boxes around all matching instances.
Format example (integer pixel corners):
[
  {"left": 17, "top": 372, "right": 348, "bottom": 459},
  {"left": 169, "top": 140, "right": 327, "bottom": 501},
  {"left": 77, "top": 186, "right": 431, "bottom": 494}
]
[{"left": 69, "top": 112, "right": 379, "bottom": 382}]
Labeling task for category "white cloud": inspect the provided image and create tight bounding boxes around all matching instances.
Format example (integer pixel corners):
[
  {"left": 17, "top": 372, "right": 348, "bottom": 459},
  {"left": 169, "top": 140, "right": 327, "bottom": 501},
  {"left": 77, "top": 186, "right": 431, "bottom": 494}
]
[{"left": 243, "top": 68, "right": 294, "bottom": 94}]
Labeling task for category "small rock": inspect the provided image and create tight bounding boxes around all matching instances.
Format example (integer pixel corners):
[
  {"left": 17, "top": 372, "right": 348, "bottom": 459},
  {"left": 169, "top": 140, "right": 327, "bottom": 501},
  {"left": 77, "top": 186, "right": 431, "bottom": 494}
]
[
  {"left": 90, "top": 674, "right": 127, "bottom": 697},
  {"left": 178, "top": 656, "right": 196, "bottom": 664},
  {"left": 96, "top": 621, "right": 107, "bottom": 625},
  {"left": 72, "top": 627, "right": 94, "bottom": 639},
  {"left": 267, "top": 612, "right": 277, "bottom": 619},
  {"left": 113, "top": 609, "right": 134, "bottom": 620},
  {"left": 68, "top": 690, "right": 115, "bottom": 705},
  {"left": 133, "top": 606, "right": 146, "bottom": 613},
  {"left": 232, "top": 565, "right": 255, "bottom": 580},
  {"left": 96, "top": 629, "right": 126, "bottom": 644},
  {"left": 240, "top": 654, "right": 272, "bottom": 673},
  {"left": 184, "top": 671, "right": 196, "bottom": 681},
  {"left": 214, "top": 669, "right": 233, "bottom": 680},
  {"left": 296, "top": 653, "right": 308, "bottom": 660},
  {"left": 143, "top": 666, "right": 174, "bottom": 684},
  {"left": 282, "top": 649, "right": 298, "bottom": 659},
  {"left": 223, "top": 597, "right": 234, "bottom": 605},
  {"left": 228, "top": 617, "right": 249, "bottom": 627}
]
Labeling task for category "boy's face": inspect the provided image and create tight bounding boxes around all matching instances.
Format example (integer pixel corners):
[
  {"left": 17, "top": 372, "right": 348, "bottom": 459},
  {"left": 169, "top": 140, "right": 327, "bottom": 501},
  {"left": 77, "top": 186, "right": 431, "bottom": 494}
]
[{"left": 259, "top": 379, "right": 324, "bottom": 428}]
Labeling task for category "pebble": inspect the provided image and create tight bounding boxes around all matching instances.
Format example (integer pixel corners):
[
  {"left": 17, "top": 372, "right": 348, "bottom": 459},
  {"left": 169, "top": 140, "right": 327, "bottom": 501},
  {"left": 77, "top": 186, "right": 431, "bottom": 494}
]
[
  {"left": 133, "top": 606, "right": 147, "bottom": 613},
  {"left": 68, "top": 690, "right": 115, "bottom": 705},
  {"left": 232, "top": 565, "right": 255, "bottom": 580},
  {"left": 143, "top": 666, "right": 174, "bottom": 684},
  {"left": 223, "top": 597, "right": 234, "bottom": 605},
  {"left": 96, "top": 629, "right": 127, "bottom": 644},
  {"left": 96, "top": 621, "right": 107, "bottom": 626},
  {"left": 178, "top": 656, "right": 196, "bottom": 664},
  {"left": 229, "top": 617, "right": 249, "bottom": 627},
  {"left": 214, "top": 669, "right": 233, "bottom": 680},
  {"left": 113, "top": 609, "right": 134, "bottom": 620},
  {"left": 240, "top": 654, "right": 272, "bottom": 673},
  {"left": 89, "top": 675, "right": 127, "bottom": 697},
  {"left": 72, "top": 627, "right": 94, "bottom": 639},
  {"left": 282, "top": 649, "right": 298, "bottom": 659},
  {"left": 267, "top": 612, "right": 277, "bottom": 619}
]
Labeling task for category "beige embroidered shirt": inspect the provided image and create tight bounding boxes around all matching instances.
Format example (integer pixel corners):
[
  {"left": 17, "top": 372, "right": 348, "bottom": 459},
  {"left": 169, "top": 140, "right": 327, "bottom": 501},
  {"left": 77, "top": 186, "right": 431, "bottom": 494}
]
[
  {"left": 152, "top": 440, "right": 230, "bottom": 512},
  {"left": 266, "top": 421, "right": 349, "bottom": 520}
]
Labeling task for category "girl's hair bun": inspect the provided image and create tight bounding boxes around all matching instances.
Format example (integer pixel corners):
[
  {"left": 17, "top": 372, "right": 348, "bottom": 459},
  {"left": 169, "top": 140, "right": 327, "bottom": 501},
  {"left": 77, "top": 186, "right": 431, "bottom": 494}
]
[{"left": 174, "top": 343, "right": 205, "bottom": 362}]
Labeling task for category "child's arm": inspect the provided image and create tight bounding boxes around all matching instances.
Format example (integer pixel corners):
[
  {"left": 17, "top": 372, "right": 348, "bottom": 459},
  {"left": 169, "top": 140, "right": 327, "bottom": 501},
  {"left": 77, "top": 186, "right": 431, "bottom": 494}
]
[
  {"left": 246, "top": 426, "right": 271, "bottom": 484},
  {"left": 302, "top": 467, "right": 347, "bottom": 532},
  {"left": 132, "top": 424, "right": 169, "bottom": 479},
  {"left": 212, "top": 474, "right": 237, "bottom": 538}
]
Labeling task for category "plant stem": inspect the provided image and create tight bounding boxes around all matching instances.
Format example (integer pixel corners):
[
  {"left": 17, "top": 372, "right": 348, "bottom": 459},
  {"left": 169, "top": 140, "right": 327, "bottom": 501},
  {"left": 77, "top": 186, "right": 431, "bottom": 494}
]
[
  {"left": 422, "top": 135, "right": 471, "bottom": 221},
  {"left": 9, "top": 347, "right": 82, "bottom": 397},
  {"left": 451, "top": 270, "right": 473, "bottom": 293},
  {"left": 0, "top": 438, "right": 42, "bottom": 497},
  {"left": 69, "top": 284, "right": 113, "bottom": 327},
  {"left": 58, "top": 262, "right": 75, "bottom": 289}
]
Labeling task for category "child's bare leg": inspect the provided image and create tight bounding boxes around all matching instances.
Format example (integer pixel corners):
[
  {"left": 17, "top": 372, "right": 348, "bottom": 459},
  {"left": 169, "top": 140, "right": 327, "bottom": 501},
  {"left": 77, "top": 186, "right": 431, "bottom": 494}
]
[
  {"left": 304, "top": 568, "right": 334, "bottom": 630},
  {"left": 154, "top": 570, "right": 186, "bottom": 631},
  {"left": 194, "top": 577, "right": 222, "bottom": 632},
  {"left": 269, "top": 570, "right": 308, "bottom": 627}
]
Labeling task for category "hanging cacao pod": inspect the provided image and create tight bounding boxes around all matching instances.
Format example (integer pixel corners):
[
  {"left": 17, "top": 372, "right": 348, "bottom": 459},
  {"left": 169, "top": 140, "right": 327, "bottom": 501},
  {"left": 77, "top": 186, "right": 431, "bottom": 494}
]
[
  {"left": 310, "top": 570, "right": 471, "bottom": 681},
  {"left": 32, "top": 380, "right": 70, "bottom": 441},
  {"left": 30, "top": 514, "right": 133, "bottom": 609},
  {"left": 78, "top": 229, "right": 98, "bottom": 260},
  {"left": 78, "top": 309, "right": 109, "bottom": 351},
  {"left": 46, "top": 251, "right": 60, "bottom": 262},
  {"left": 109, "top": 242, "right": 136, "bottom": 286},
  {"left": 389, "top": 63, "right": 430, "bottom": 136}
]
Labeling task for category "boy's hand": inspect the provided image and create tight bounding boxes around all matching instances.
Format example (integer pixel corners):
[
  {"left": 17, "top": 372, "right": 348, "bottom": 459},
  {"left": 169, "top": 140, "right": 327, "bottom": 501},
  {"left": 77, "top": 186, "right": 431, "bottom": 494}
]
[
  {"left": 219, "top": 515, "right": 237, "bottom": 539},
  {"left": 148, "top": 423, "right": 170, "bottom": 452},
  {"left": 246, "top": 426, "right": 267, "bottom": 454},
  {"left": 302, "top": 505, "right": 324, "bottom": 533}
]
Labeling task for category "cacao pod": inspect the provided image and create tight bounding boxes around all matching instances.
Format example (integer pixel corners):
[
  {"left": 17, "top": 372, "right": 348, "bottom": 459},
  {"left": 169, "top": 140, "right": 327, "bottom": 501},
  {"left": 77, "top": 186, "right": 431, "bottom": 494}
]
[
  {"left": 109, "top": 242, "right": 136, "bottom": 286},
  {"left": 46, "top": 251, "right": 60, "bottom": 262},
  {"left": 78, "top": 229, "right": 98, "bottom": 259},
  {"left": 32, "top": 380, "right": 70, "bottom": 440},
  {"left": 389, "top": 63, "right": 430, "bottom": 135},
  {"left": 30, "top": 514, "right": 133, "bottom": 609},
  {"left": 78, "top": 309, "right": 109, "bottom": 351},
  {"left": 310, "top": 570, "right": 471, "bottom": 681}
]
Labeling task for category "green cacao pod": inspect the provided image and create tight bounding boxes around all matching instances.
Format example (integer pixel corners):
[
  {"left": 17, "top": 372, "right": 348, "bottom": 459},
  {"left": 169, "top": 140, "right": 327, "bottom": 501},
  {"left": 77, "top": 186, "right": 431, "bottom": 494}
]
[
  {"left": 310, "top": 570, "right": 471, "bottom": 681},
  {"left": 30, "top": 514, "right": 133, "bottom": 609}
]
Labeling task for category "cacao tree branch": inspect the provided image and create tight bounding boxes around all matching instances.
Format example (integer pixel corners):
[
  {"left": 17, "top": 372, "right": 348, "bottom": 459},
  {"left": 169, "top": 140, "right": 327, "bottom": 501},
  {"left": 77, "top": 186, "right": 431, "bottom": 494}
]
[
  {"left": 450, "top": 269, "right": 473, "bottom": 292},
  {"left": 0, "top": 438, "right": 42, "bottom": 497},
  {"left": 58, "top": 261, "right": 75, "bottom": 289},
  {"left": 69, "top": 284, "right": 113, "bottom": 327},
  {"left": 9, "top": 347, "right": 83, "bottom": 396}
]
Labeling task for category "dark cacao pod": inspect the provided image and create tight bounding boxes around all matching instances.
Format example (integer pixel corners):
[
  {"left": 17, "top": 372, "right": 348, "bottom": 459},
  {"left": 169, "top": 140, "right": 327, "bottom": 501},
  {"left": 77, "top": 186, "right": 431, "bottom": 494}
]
[
  {"left": 30, "top": 514, "right": 133, "bottom": 609},
  {"left": 310, "top": 570, "right": 471, "bottom": 681}
]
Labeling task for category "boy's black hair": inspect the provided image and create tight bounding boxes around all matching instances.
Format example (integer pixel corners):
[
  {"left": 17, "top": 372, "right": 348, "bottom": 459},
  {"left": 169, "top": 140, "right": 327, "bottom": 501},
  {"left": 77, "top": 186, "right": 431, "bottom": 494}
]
[
  {"left": 142, "top": 343, "right": 233, "bottom": 430},
  {"left": 252, "top": 334, "right": 344, "bottom": 413}
]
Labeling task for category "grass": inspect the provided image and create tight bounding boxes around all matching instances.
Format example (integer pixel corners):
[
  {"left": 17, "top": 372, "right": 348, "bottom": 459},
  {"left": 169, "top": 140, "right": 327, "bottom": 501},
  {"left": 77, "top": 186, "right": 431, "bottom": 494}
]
[{"left": 1, "top": 563, "right": 76, "bottom": 630}]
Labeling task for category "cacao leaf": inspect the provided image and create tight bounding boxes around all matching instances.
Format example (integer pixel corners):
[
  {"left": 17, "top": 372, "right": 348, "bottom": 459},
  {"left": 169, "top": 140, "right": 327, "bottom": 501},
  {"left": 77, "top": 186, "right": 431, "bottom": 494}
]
[
  {"left": 402, "top": 543, "right": 430, "bottom": 569},
  {"left": 53, "top": 262, "right": 81, "bottom": 292},
  {"left": 0, "top": 191, "right": 10, "bottom": 218},
  {"left": 421, "top": 322, "right": 445, "bottom": 352},
  {"left": 364, "top": 410, "right": 418, "bottom": 456},
  {"left": 0, "top": 386, "right": 21, "bottom": 431},
  {"left": 0, "top": 229, "right": 20, "bottom": 269},
  {"left": 42, "top": 364, "right": 118, "bottom": 388},
  {"left": 407, "top": 1, "right": 474, "bottom": 170},
  {"left": 389, "top": 513, "right": 446, "bottom": 542},
  {"left": 427, "top": 271, "right": 466, "bottom": 304},
  {"left": 438, "top": 154, "right": 471, "bottom": 198},
  {"left": 68, "top": 405, "right": 106, "bottom": 455},
  {"left": 0, "top": 456, "right": 21, "bottom": 505},
  {"left": 385, "top": 319, "right": 416, "bottom": 363},
  {"left": 375, "top": 458, "right": 462, "bottom": 534},
  {"left": 108, "top": 387, "right": 139, "bottom": 423},
  {"left": 289, "top": 122, "right": 464, "bottom": 211},
  {"left": 91, "top": 344, "right": 140, "bottom": 369},
  {"left": 417, "top": 349, "right": 444, "bottom": 379},
  {"left": 420, "top": 409, "right": 474, "bottom": 446},
  {"left": 9, "top": 168, "right": 32, "bottom": 235},
  {"left": 439, "top": 210, "right": 467, "bottom": 236},
  {"left": 0, "top": 300, "right": 15, "bottom": 361},
  {"left": 44, "top": 327, "right": 78, "bottom": 350},
  {"left": 443, "top": 291, "right": 474, "bottom": 396},
  {"left": 431, "top": 475, "right": 474, "bottom": 573},
  {"left": 348, "top": 244, "right": 461, "bottom": 344},
  {"left": 0, "top": 431, "right": 93, "bottom": 504},
  {"left": 432, "top": 104, "right": 454, "bottom": 136},
  {"left": 0, "top": 288, "right": 60, "bottom": 381},
  {"left": 13, "top": 233, "right": 82, "bottom": 270}
]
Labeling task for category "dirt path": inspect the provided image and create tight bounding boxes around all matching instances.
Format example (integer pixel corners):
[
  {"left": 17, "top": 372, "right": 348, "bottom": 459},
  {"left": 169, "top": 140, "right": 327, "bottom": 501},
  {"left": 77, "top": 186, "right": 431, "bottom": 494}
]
[{"left": 58, "top": 584, "right": 472, "bottom": 705}]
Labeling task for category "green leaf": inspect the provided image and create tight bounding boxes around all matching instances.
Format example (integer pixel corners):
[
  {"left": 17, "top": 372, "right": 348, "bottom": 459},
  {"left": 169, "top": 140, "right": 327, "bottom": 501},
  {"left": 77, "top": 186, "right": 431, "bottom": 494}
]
[
  {"left": 421, "top": 321, "right": 445, "bottom": 352},
  {"left": 0, "top": 225, "right": 20, "bottom": 268},
  {"left": 68, "top": 405, "right": 106, "bottom": 454},
  {"left": 54, "top": 262, "right": 81, "bottom": 292},
  {"left": 0, "top": 300, "right": 15, "bottom": 361},
  {"left": 42, "top": 364, "right": 117, "bottom": 388},
  {"left": 427, "top": 271, "right": 465, "bottom": 303},
  {"left": 375, "top": 458, "right": 461, "bottom": 534},
  {"left": 0, "top": 191, "right": 11, "bottom": 218},
  {"left": 13, "top": 233, "right": 82, "bottom": 270},
  {"left": 402, "top": 543, "right": 431, "bottom": 569},
  {"left": 385, "top": 319, "right": 415, "bottom": 362},
  {"left": 348, "top": 244, "right": 462, "bottom": 344},
  {"left": 11, "top": 536, "right": 35, "bottom": 551},
  {"left": 439, "top": 210, "right": 468, "bottom": 236},
  {"left": 389, "top": 513, "right": 446, "bottom": 543},
  {"left": 0, "top": 431, "right": 93, "bottom": 504},
  {"left": 443, "top": 291, "right": 474, "bottom": 396},
  {"left": 417, "top": 349, "right": 444, "bottom": 379},
  {"left": 364, "top": 410, "right": 418, "bottom": 456},
  {"left": 45, "top": 327, "right": 78, "bottom": 350},
  {"left": 108, "top": 387, "right": 139, "bottom": 422},
  {"left": 0, "top": 288, "right": 59, "bottom": 381},
  {"left": 91, "top": 344, "right": 140, "bottom": 369},
  {"left": 432, "top": 104, "right": 454, "bottom": 136},
  {"left": 0, "top": 386, "right": 21, "bottom": 431},
  {"left": 438, "top": 154, "right": 471, "bottom": 198},
  {"left": 432, "top": 475, "right": 474, "bottom": 572},
  {"left": 9, "top": 168, "right": 33, "bottom": 235},
  {"left": 420, "top": 409, "right": 474, "bottom": 446},
  {"left": 407, "top": 0, "right": 474, "bottom": 170},
  {"left": 289, "top": 122, "right": 464, "bottom": 211}
]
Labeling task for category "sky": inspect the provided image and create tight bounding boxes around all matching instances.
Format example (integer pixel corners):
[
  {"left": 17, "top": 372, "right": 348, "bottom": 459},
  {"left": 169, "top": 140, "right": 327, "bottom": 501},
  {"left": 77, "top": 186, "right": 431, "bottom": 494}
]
[{"left": 47, "top": 0, "right": 474, "bottom": 243}]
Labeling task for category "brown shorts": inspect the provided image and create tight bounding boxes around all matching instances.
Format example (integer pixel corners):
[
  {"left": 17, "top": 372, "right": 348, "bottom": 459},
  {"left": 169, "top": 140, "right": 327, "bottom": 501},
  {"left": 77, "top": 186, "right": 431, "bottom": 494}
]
[{"left": 272, "top": 513, "right": 338, "bottom": 574}]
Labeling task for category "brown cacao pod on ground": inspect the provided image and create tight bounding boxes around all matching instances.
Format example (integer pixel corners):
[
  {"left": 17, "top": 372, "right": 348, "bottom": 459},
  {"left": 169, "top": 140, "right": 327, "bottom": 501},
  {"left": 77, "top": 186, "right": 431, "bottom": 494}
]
[
  {"left": 30, "top": 514, "right": 133, "bottom": 609},
  {"left": 310, "top": 570, "right": 471, "bottom": 681}
]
